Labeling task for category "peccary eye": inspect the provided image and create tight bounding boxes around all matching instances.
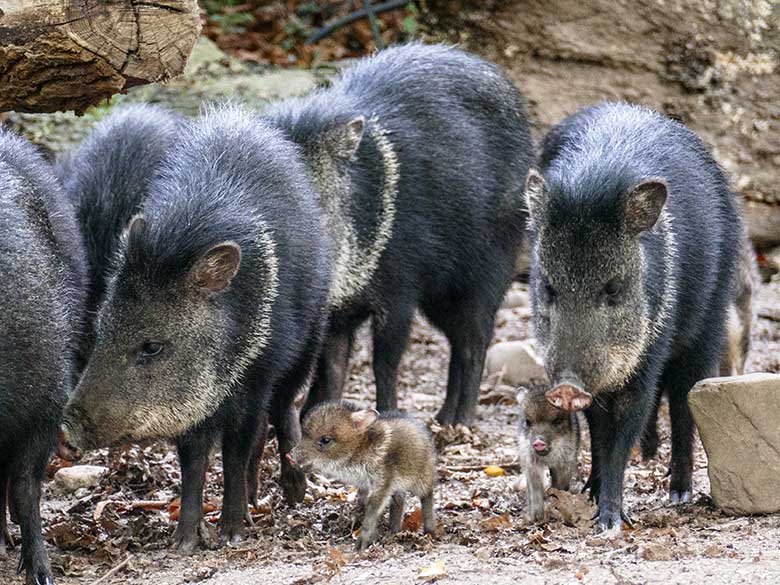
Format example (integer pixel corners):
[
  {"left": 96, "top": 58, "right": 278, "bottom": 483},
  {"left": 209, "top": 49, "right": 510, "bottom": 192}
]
[
  {"left": 318, "top": 436, "right": 333, "bottom": 447},
  {"left": 553, "top": 415, "right": 565, "bottom": 426},
  {"left": 141, "top": 342, "right": 163, "bottom": 357},
  {"left": 602, "top": 279, "right": 623, "bottom": 305},
  {"left": 541, "top": 277, "right": 556, "bottom": 302}
]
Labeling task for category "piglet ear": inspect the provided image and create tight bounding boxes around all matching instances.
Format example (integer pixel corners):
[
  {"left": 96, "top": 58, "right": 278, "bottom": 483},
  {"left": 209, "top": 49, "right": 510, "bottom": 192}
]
[
  {"left": 624, "top": 178, "right": 668, "bottom": 235},
  {"left": 351, "top": 409, "right": 379, "bottom": 432},
  {"left": 524, "top": 169, "right": 549, "bottom": 227},
  {"left": 515, "top": 386, "right": 529, "bottom": 406},
  {"left": 190, "top": 242, "right": 242, "bottom": 294},
  {"left": 323, "top": 116, "right": 365, "bottom": 161}
]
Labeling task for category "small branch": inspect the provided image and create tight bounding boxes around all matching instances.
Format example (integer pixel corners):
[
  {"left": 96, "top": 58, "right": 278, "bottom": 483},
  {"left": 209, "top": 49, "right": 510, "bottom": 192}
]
[
  {"left": 305, "top": 0, "right": 409, "bottom": 45},
  {"left": 91, "top": 554, "right": 132, "bottom": 585},
  {"left": 758, "top": 309, "right": 780, "bottom": 322}
]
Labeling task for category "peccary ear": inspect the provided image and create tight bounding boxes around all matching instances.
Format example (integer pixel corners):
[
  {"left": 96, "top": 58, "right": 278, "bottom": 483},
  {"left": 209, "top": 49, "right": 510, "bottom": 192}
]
[
  {"left": 351, "top": 409, "right": 378, "bottom": 432},
  {"left": 323, "top": 116, "right": 365, "bottom": 161},
  {"left": 190, "top": 242, "right": 242, "bottom": 294},
  {"left": 122, "top": 213, "right": 146, "bottom": 244},
  {"left": 524, "top": 169, "right": 549, "bottom": 224},
  {"left": 624, "top": 179, "right": 668, "bottom": 234}
]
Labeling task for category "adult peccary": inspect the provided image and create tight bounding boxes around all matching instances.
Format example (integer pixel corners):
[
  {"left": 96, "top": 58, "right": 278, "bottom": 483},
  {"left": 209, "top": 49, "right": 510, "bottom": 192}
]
[
  {"left": 54, "top": 104, "right": 181, "bottom": 364},
  {"left": 526, "top": 102, "right": 743, "bottom": 534},
  {"left": 264, "top": 43, "right": 534, "bottom": 426},
  {"left": 59, "top": 104, "right": 332, "bottom": 552},
  {"left": 640, "top": 228, "right": 757, "bottom": 459},
  {"left": 0, "top": 128, "right": 87, "bottom": 584}
]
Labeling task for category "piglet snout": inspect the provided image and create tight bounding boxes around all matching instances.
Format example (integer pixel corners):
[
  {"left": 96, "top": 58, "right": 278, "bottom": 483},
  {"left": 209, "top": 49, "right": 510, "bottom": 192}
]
[{"left": 532, "top": 439, "right": 548, "bottom": 453}]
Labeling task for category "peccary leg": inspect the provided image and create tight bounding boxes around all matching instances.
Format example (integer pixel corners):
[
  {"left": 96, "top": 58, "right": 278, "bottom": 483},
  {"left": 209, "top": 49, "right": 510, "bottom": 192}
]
[
  {"left": 0, "top": 473, "right": 13, "bottom": 556},
  {"left": 525, "top": 461, "right": 545, "bottom": 522},
  {"left": 356, "top": 485, "right": 393, "bottom": 551},
  {"left": 221, "top": 412, "right": 260, "bottom": 544},
  {"left": 301, "top": 330, "right": 353, "bottom": 420},
  {"left": 667, "top": 388, "right": 695, "bottom": 504},
  {"left": 434, "top": 306, "right": 494, "bottom": 426},
  {"left": 174, "top": 428, "right": 213, "bottom": 554},
  {"left": 388, "top": 492, "right": 404, "bottom": 533},
  {"left": 588, "top": 391, "right": 650, "bottom": 534},
  {"left": 9, "top": 448, "right": 52, "bottom": 585},
  {"left": 372, "top": 306, "right": 413, "bottom": 412},
  {"left": 421, "top": 492, "right": 436, "bottom": 534},
  {"left": 246, "top": 411, "right": 269, "bottom": 508},
  {"left": 640, "top": 390, "right": 662, "bottom": 461}
]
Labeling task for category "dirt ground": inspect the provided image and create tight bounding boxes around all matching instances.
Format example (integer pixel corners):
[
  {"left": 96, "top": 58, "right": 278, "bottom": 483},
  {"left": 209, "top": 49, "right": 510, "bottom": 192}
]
[{"left": 2, "top": 278, "right": 779, "bottom": 585}]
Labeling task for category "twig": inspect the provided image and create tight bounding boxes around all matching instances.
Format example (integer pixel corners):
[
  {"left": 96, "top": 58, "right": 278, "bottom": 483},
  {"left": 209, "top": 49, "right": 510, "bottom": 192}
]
[
  {"left": 758, "top": 309, "right": 780, "bottom": 322},
  {"left": 305, "top": 0, "right": 409, "bottom": 45},
  {"left": 445, "top": 462, "right": 522, "bottom": 473},
  {"left": 91, "top": 555, "right": 132, "bottom": 585},
  {"left": 363, "top": 0, "right": 385, "bottom": 50}
]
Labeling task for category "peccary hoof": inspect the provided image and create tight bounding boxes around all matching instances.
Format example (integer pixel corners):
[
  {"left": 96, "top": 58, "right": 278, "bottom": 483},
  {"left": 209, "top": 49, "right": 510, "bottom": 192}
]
[
  {"left": 546, "top": 384, "right": 592, "bottom": 411},
  {"left": 280, "top": 465, "right": 306, "bottom": 505}
]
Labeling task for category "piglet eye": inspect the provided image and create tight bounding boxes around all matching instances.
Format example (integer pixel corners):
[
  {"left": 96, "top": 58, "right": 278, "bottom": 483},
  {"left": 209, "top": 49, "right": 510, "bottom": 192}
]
[
  {"left": 142, "top": 342, "right": 164, "bottom": 357},
  {"left": 318, "top": 436, "right": 333, "bottom": 447},
  {"left": 524, "top": 418, "right": 532, "bottom": 428}
]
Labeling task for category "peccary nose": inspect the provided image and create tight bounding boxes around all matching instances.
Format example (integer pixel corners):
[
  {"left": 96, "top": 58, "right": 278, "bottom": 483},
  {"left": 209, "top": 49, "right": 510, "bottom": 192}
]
[
  {"left": 532, "top": 439, "right": 548, "bottom": 453},
  {"left": 546, "top": 378, "right": 593, "bottom": 412},
  {"left": 57, "top": 427, "right": 83, "bottom": 462}
]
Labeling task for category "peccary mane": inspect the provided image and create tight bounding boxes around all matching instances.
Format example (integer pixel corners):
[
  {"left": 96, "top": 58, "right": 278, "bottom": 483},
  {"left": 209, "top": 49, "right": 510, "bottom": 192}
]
[
  {"left": 122, "top": 105, "right": 311, "bottom": 287},
  {"left": 57, "top": 104, "right": 181, "bottom": 291}
]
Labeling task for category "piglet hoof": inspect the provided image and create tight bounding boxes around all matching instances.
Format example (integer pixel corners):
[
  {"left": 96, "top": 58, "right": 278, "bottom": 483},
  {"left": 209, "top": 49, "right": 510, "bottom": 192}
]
[
  {"left": 669, "top": 489, "right": 691, "bottom": 505},
  {"left": 545, "top": 384, "right": 592, "bottom": 412},
  {"left": 280, "top": 464, "right": 307, "bottom": 505},
  {"left": 355, "top": 533, "right": 374, "bottom": 552}
]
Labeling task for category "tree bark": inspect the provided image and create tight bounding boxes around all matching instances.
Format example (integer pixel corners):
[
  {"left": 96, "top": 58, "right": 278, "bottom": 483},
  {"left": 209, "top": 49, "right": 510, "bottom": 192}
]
[{"left": 0, "top": 0, "right": 201, "bottom": 114}]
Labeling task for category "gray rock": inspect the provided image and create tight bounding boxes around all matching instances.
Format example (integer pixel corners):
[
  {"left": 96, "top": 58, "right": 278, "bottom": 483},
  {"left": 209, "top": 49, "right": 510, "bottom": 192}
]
[
  {"left": 501, "top": 286, "right": 530, "bottom": 310},
  {"left": 689, "top": 373, "right": 780, "bottom": 515},
  {"left": 484, "top": 340, "right": 547, "bottom": 386},
  {"left": 54, "top": 465, "right": 108, "bottom": 493}
]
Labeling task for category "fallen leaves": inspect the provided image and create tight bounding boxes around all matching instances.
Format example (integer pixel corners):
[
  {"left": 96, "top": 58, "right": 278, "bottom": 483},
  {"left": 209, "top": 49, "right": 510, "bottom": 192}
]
[
  {"left": 640, "top": 543, "right": 675, "bottom": 561},
  {"left": 481, "top": 512, "right": 512, "bottom": 532},
  {"left": 403, "top": 508, "right": 423, "bottom": 533}
]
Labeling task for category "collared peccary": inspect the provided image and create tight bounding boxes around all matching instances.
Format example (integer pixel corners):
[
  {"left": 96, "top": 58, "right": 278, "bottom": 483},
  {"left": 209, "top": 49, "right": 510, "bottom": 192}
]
[
  {"left": 291, "top": 401, "right": 436, "bottom": 550},
  {"left": 526, "top": 102, "right": 743, "bottom": 533},
  {"left": 516, "top": 386, "right": 580, "bottom": 522},
  {"left": 59, "top": 104, "right": 332, "bottom": 552},
  {"left": 54, "top": 104, "right": 181, "bottom": 365},
  {"left": 264, "top": 43, "right": 534, "bottom": 426},
  {"left": 640, "top": 228, "right": 757, "bottom": 459},
  {"left": 0, "top": 128, "right": 87, "bottom": 585}
]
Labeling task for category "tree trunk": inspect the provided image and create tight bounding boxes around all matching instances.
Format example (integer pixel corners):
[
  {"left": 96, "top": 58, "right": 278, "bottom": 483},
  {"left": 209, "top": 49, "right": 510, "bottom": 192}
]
[{"left": 0, "top": 0, "right": 201, "bottom": 114}]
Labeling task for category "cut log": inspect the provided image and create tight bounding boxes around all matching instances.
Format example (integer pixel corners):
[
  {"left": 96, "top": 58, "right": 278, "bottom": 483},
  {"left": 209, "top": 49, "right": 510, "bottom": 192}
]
[{"left": 0, "top": 1, "right": 201, "bottom": 114}]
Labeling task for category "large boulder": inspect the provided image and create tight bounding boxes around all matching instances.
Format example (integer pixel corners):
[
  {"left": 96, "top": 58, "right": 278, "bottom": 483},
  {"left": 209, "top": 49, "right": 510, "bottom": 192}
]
[{"left": 689, "top": 373, "right": 780, "bottom": 515}]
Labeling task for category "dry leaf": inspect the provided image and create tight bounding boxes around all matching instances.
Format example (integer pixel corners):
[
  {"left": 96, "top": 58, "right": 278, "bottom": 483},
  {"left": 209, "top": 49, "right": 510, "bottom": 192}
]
[
  {"left": 418, "top": 560, "right": 447, "bottom": 581},
  {"left": 403, "top": 508, "right": 423, "bottom": 532},
  {"left": 484, "top": 465, "right": 506, "bottom": 477},
  {"left": 641, "top": 543, "right": 675, "bottom": 561},
  {"left": 482, "top": 512, "right": 512, "bottom": 532}
]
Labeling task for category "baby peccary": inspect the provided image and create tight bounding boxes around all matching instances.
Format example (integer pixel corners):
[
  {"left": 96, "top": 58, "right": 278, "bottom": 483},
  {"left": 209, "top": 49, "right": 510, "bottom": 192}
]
[
  {"left": 0, "top": 129, "right": 87, "bottom": 585},
  {"left": 517, "top": 387, "right": 580, "bottom": 522},
  {"left": 292, "top": 401, "right": 436, "bottom": 551},
  {"left": 266, "top": 43, "right": 534, "bottom": 426},
  {"left": 54, "top": 104, "right": 181, "bottom": 365},
  {"left": 528, "top": 102, "right": 744, "bottom": 534},
  {"left": 60, "top": 105, "right": 331, "bottom": 552}
]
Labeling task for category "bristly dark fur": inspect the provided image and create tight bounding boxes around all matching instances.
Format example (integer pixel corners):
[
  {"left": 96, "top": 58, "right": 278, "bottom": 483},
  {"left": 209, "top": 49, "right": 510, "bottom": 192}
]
[
  {"left": 62, "top": 104, "right": 332, "bottom": 552},
  {"left": 55, "top": 103, "right": 182, "bottom": 364},
  {"left": 267, "top": 43, "right": 535, "bottom": 426},
  {"left": 530, "top": 102, "right": 742, "bottom": 532},
  {"left": 0, "top": 127, "right": 87, "bottom": 585}
]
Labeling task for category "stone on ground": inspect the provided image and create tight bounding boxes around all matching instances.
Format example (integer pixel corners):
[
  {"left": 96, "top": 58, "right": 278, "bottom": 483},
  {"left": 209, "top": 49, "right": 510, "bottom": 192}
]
[
  {"left": 689, "top": 373, "right": 780, "bottom": 515},
  {"left": 484, "top": 340, "right": 546, "bottom": 386},
  {"left": 54, "top": 465, "right": 108, "bottom": 493}
]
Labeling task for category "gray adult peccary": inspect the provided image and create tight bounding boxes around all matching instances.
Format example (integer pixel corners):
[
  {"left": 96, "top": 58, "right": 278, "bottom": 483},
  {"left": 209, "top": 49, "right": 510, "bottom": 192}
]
[
  {"left": 60, "top": 104, "right": 332, "bottom": 553},
  {"left": 54, "top": 104, "right": 181, "bottom": 365},
  {"left": 517, "top": 386, "right": 580, "bottom": 522},
  {"left": 265, "top": 43, "right": 534, "bottom": 426},
  {"left": 527, "top": 102, "right": 743, "bottom": 534},
  {"left": 0, "top": 128, "right": 87, "bottom": 585}
]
